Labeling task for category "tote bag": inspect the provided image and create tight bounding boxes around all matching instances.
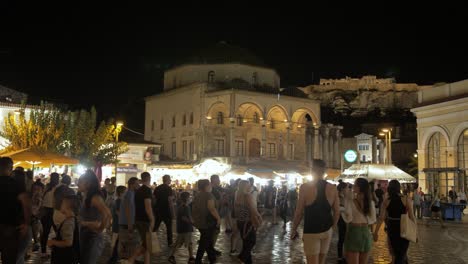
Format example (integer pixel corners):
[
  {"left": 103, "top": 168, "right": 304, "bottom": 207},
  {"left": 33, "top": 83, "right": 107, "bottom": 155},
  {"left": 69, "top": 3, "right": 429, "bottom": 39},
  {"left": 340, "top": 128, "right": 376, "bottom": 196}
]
[{"left": 400, "top": 197, "right": 417, "bottom": 243}]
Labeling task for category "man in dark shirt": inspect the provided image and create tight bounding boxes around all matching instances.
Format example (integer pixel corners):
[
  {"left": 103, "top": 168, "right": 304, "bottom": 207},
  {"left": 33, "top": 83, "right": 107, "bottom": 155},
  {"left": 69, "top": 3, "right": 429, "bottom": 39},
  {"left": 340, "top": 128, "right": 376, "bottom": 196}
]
[
  {"left": 0, "top": 157, "right": 27, "bottom": 263},
  {"left": 131, "top": 172, "right": 154, "bottom": 264},
  {"left": 210, "top": 174, "right": 223, "bottom": 256},
  {"left": 375, "top": 183, "right": 384, "bottom": 212},
  {"left": 153, "top": 174, "right": 175, "bottom": 246}
]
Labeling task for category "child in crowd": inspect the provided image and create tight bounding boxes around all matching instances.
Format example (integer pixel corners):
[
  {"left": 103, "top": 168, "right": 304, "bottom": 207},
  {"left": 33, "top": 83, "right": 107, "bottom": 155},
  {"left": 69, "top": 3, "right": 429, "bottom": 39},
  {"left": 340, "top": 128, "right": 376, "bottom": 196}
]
[
  {"left": 168, "top": 192, "right": 195, "bottom": 264},
  {"left": 47, "top": 195, "right": 80, "bottom": 264}
]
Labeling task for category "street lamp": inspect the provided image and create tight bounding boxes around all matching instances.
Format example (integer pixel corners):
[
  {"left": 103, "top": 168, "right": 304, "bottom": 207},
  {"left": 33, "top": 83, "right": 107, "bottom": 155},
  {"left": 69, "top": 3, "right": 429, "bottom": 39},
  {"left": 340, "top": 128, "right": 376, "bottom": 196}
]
[
  {"left": 114, "top": 121, "right": 124, "bottom": 177},
  {"left": 380, "top": 128, "right": 392, "bottom": 164}
]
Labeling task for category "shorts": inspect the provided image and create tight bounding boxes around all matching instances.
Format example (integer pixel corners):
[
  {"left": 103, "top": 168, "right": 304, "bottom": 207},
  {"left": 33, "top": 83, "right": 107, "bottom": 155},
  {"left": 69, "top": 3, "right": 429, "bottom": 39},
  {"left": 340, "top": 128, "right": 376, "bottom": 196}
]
[
  {"left": 344, "top": 225, "right": 372, "bottom": 252},
  {"left": 302, "top": 228, "right": 333, "bottom": 256},
  {"left": 118, "top": 226, "right": 140, "bottom": 259},
  {"left": 174, "top": 232, "right": 193, "bottom": 248},
  {"left": 135, "top": 221, "right": 151, "bottom": 250}
]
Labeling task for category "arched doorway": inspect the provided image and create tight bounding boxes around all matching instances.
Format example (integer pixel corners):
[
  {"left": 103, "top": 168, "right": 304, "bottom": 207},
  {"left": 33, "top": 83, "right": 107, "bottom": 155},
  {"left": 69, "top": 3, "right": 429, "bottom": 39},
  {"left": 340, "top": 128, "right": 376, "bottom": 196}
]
[{"left": 249, "top": 138, "right": 261, "bottom": 157}]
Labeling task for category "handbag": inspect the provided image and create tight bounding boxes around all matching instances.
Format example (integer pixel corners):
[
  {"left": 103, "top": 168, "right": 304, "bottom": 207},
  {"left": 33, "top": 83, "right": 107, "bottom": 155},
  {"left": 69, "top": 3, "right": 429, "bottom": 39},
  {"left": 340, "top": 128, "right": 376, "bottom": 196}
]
[
  {"left": 151, "top": 232, "right": 161, "bottom": 254},
  {"left": 400, "top": 196, "right": 417, "bottom": 243}
]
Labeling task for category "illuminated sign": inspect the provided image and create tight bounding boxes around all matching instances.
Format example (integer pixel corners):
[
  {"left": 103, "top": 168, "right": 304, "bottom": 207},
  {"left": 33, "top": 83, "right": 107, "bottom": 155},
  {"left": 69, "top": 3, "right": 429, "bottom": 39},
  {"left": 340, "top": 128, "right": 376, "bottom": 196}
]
[{"left": 344, "top": 150, "right": 358, "bottom": 163}]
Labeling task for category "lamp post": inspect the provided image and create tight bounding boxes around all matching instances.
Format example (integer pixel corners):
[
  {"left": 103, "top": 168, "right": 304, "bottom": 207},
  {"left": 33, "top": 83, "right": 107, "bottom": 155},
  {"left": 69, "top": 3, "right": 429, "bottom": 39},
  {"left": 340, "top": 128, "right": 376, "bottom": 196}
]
[
  {"left": 380, "top": 128, "right": 392, "bottom": 164},
  {"left": 114, "top": 121, "right": 124, "bottom": 177}
]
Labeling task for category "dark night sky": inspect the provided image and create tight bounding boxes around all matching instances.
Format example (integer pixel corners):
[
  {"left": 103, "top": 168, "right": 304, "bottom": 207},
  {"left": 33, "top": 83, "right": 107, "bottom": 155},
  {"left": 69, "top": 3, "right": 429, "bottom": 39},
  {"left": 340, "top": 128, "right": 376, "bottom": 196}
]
[{"left": 1, "top": 3, "right": 467, "bottom": 130}]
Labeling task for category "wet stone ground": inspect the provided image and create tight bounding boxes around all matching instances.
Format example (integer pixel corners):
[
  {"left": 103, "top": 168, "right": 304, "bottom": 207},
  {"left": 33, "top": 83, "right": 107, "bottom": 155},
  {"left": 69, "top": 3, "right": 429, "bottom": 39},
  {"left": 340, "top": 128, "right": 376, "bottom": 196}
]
[{"left": 7, "top": 217, "right": 468, "bottom": 264}]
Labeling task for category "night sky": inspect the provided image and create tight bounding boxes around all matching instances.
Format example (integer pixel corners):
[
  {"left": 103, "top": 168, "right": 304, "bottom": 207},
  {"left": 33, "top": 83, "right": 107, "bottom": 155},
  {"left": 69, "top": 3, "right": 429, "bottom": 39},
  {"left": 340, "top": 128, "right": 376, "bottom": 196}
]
[{"left": 1, "top": 3, "right": 467, "bottom": 130}]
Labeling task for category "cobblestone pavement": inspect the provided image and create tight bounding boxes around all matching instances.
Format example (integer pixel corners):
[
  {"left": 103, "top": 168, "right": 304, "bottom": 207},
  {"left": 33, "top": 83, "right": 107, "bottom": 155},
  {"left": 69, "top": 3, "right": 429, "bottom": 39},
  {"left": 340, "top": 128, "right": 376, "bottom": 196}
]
[{"left": 8, "top": 218, "right": 468, "bottom": 264}]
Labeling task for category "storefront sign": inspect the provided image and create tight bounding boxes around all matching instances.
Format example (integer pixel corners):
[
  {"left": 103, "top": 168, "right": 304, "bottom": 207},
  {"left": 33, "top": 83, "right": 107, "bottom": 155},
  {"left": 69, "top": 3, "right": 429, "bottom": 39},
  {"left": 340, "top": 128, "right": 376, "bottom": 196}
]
[
  {"left": 344, "top": 150, "right": 358, "bottom": 163},
  {"left": 117, "top": 166, "right": 139, "bottom": 173}
]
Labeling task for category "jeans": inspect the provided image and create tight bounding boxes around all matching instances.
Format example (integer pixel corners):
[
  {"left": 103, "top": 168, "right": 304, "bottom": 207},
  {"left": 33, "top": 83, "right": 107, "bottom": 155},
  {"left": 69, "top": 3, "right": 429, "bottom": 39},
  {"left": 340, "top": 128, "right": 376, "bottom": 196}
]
[
  {"left": 40, "top": 207, "right": 55, "bottom": 254},
  {"left": 195, "top": 228, "right": 216, "bottom": 264},
  {"left": 16, "top": 226, "right": 32, "bottom": 264},
  {"left": 80, "top": 230, "right": 104, "bottom": 264},
  {"left": 337, "top": 216, "right": 346, "bottom": 259},
  {"left": 154, "top": 214, "right": 173, "bottom": 246},
  {"left": 413, "top": 204, "right": 422, "bottom": 219},
  {"left": 237, "top": 221, "right": 256, "bottom": 264},
  {"left": 0, "top": 224, "right": 18, "bottom": 264}
]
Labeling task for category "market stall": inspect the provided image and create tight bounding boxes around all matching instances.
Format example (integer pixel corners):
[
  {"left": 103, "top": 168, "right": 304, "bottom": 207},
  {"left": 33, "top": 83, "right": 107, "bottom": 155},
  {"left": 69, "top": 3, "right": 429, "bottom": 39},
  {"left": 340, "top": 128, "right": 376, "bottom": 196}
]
[{"left": 336, "top": 164, "right": 416, "bottom": 183}]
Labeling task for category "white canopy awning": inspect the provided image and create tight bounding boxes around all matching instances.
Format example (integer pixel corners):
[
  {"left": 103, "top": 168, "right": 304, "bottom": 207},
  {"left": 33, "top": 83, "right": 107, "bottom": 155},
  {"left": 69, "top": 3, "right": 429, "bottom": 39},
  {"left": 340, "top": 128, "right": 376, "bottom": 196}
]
[{"left": 337, "top": 164, "right": 416, "bottom": 183}]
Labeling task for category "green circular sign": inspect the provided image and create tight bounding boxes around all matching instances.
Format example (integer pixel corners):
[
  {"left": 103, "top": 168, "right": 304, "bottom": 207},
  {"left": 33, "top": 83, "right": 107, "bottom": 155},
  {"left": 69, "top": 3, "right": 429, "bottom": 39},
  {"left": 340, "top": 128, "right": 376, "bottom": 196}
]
[{"left": 344, "top": 150, "right": 358, "bottom": 163}]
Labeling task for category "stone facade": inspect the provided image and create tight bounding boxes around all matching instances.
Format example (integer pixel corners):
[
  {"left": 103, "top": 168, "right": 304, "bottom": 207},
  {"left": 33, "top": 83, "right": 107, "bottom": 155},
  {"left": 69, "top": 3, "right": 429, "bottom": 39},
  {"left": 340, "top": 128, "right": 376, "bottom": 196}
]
[
  {"left": 300, "top": 75, "right": 432, "bottom": 117},
  {"left": 411, "top": 79, "right": 468, "bottom": 195},
  {"left": 145, "top": 52, "right": 343, "bottom": 169}
]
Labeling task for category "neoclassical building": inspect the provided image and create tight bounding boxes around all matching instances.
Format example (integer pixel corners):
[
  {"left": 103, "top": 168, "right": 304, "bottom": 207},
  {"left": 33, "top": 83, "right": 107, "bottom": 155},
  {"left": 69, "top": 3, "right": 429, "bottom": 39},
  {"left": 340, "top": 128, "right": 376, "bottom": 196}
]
[
  {"left": 145, "top": 43, "right": 342, "bottom": 171},
  {"left": 411, "top": 79, "right": 468, "bottom": 195}
]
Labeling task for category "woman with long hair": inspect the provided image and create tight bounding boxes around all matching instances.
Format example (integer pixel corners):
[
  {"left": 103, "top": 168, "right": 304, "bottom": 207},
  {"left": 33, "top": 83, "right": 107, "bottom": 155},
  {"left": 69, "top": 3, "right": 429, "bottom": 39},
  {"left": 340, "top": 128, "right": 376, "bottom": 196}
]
[
  {"left": 342, "top": 178, "right": 376, "bottom": 264},
  {"left": 77, "top": 170, "right": 111, "bottom": 264},
  {"left": 373, "top": 180, "right": 415, "bottom": 264},
  {"left": 40, "top": 172, "right": 60, "bottom": 258},
  {"left": 234, "top": 180, "right": 262, "bottom": 264}
]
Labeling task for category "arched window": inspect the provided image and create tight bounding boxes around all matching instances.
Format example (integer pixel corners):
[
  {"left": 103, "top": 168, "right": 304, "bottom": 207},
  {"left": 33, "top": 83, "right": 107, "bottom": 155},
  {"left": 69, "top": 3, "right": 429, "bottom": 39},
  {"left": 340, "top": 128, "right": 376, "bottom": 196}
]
[
  {"left": 182, "top": 114, "right": 186, "bottom": 126},
  {"left": 458, "top": 129, "right": 468, "bottom": 191},
  {"left": 252, "top": 72, "right": 258, "bottom": 85},
  {"left": 172, "top": 115, "right": 176, "bottom": 127},
  {"left": 237, "top": 115, "right": 243, "bottom": 126},
  {"left": 253, "top": 112, "right": 259, "bottom": 124},
  {"left": 190, "top": 112, "right": 194, "bottom": 124},
  {"left": 270, "top": 119, "right": 275, "bottom": 129},
  {"left": 427, "top": 132, "right": 448, "bottom": 168},
  {"left": 217, "top": 112, "right": 224, "bottom": 125},
  {"left": 208, "top": 71, "right": 215, "bottom": 83}
]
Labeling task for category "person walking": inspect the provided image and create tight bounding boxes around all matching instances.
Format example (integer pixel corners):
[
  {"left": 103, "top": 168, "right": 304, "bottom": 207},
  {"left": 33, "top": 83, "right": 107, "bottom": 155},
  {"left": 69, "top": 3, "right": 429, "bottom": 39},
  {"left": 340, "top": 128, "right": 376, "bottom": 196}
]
[
  {"left": 48, "top": 195, "right": 80, "bottom": 264},
  {"left": 168, "top": 192, "right": 195, "bottom": 264},
  {"left": 108, "top": 185, "right": 126, "bottom": 264},
  {"left": 427, "top": 192, "right": 445, "bottom": 228},
  {"left": 373, "top": 180, "right": 416, "bottom": 264},
  {"left": 234, "top": 180, "right": 262, "bottom": 264},
  {"left": 263, "top": 180, "right": 278, "bottom": 224},
  {"left": 118, "top": 177, "right": 139, "bottom": 261},
  {"left": 78, "top": 170, "right": 112, "bottom": 264},
  {"left": 40, "top": 172, "right": 60, "bottom": 259},
  {"left": 153, "top": 174, "right": 175, "bottom": 247},
  {"left": 31, "top": 181, "right": 44, "bottom": 252},
  {"left": 336, "top": 181, "right": 347, "bottom": 264},
  {"left": 192, "top": 179, "right": 221, "bottom": 264},
  {"left": 210, "top": 174, "right": 224, "bottom": 256},
  {"left": 277, "top": 185, "right": 288, "bottom": 229},
  {"left": 342, "top": 178, "right": 376, "bottom": 264},
  {"left": 413, "top": 188, "right": 422, "bottom": 219},
  {"left": 291, "top": 159, "right": 340, "bottom": 264},
  {"left": 128, "top": 172, "right": 154, "bottom": 264}
]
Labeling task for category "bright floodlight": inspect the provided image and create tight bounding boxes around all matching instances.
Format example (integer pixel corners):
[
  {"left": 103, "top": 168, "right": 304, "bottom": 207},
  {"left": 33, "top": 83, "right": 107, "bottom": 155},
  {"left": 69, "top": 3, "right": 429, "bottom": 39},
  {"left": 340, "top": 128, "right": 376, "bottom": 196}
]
[
  {"left": 382, "top": 129, "right": 389, "bottom": 133},
  {"left": 379, "top": 133, "right": 385, "bottom": 136},
  {"left": 116, "top": 121, "right": 124, "bottom": 127}
]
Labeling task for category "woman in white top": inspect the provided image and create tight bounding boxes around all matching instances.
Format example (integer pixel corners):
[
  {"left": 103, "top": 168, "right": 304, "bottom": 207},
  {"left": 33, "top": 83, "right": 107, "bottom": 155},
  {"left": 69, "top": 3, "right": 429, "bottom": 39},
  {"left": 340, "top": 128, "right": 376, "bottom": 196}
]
[{"left": 342, "top": 178, "right": 376, "bottom": 264}]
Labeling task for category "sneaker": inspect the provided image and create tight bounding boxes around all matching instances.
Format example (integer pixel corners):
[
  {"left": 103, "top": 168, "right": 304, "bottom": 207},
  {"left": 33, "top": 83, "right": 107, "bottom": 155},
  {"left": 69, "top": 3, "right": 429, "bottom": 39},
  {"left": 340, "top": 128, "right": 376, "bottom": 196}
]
[
  {"left": 230, "top": 249, "right": 239, "bottom": 256},
  {"left": 168, "top": 255, "right": 176, "bottom": 264}
]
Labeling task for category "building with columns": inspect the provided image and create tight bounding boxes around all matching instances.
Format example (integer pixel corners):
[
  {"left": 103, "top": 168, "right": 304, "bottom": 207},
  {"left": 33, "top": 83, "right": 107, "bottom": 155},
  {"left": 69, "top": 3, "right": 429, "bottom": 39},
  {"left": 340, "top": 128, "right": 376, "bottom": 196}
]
[
  {"left": 144, "top": 42, "right": 343, "bottom": 174},
  {"left": 411, "top": 79, "right": 468, "bottom": 195}
]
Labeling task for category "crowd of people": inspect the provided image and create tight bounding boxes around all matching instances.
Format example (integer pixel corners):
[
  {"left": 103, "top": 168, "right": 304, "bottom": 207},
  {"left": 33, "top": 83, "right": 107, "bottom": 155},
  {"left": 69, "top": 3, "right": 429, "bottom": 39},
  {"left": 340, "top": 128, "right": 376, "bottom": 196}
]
[{"left": 0, "top": 155, "right": 465, "bottom": 264}]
